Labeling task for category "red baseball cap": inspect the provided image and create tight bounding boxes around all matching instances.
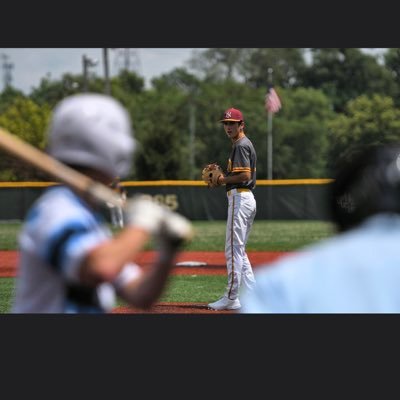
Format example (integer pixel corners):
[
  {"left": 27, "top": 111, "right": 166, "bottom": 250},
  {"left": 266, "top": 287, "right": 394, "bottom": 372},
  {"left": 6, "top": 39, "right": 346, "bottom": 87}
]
[{"left": 220, "top": 107, "right": 244, "bottom": 122}]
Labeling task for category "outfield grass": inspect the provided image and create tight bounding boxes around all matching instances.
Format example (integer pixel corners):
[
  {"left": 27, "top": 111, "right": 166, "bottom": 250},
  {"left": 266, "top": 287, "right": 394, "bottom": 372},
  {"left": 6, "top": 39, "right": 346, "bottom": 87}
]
[
  {"left": 0, "top": 219, "right": 335, "bottom": 313},
  {"left": 189, "top": 220, "right": 335, "bottom": 251},
  {"left": 0, "top": 222, "right": 22, "bottom": 250},
  {"left": 0, "top": 220, "right": 335, "bottom": 251},
  {"left": 0, "top": 278, "right": 15, "bottom": 313}
]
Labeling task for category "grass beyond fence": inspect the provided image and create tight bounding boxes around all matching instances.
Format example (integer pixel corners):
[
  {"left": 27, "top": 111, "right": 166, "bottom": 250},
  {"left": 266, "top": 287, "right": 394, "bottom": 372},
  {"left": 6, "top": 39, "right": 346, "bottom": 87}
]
[{"left": 0, "top": 220, "right": 335, "bottom": 313}]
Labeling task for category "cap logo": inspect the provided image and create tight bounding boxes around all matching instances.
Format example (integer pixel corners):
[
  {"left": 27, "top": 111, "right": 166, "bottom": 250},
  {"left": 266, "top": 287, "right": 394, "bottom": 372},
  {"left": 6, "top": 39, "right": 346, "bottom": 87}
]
[{"left": 225, "top": 111, "right": 232, "bottom": 118}]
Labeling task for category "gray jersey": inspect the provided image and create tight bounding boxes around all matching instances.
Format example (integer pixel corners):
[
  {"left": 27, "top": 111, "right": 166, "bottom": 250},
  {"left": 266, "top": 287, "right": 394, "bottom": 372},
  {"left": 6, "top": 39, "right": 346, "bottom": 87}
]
[{"left": 225, "top": 135, "right": 257, "bottom": 192}]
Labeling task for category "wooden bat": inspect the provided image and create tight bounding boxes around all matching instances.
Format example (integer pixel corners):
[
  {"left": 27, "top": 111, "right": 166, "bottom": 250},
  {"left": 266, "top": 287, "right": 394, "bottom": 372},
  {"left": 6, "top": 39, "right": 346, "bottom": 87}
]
[{"left": 0, "top": 127, "right": 124, "bottom": 208}]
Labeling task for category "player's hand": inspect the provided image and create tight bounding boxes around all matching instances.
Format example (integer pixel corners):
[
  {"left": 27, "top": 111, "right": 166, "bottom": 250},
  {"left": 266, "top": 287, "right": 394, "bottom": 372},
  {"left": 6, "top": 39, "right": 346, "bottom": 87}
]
[{"left": 125, "top": 195, "right": 193, "bottom": 245}]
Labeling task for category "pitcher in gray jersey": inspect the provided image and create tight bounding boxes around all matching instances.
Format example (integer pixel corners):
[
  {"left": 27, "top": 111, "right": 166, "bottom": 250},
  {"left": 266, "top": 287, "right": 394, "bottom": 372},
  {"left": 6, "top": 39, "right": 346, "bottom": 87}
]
[{"left": 208, "top": 107, "right": 257, "bottom": 311}]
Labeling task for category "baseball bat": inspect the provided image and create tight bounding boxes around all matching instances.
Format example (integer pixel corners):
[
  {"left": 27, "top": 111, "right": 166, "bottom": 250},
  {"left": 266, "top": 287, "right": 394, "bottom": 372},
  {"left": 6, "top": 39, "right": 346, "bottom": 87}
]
[{"left": 0, "top": 127, "right": 124, "bottom": 208}]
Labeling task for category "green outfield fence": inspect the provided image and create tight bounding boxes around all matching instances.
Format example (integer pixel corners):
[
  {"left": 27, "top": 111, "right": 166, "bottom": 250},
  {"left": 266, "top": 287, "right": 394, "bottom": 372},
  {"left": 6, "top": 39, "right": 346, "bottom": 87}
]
[{"left": 0, "top": 179, "right": 334, "bottom": 221}]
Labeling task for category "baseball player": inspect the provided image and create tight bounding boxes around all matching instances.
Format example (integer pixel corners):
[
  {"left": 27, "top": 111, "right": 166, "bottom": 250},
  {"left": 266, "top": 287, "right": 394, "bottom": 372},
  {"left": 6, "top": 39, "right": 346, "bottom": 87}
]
[
  {"left": 108, "top": 177, "right": 127, "bottom": 228},
  {"left": 241, "top": 144, "right": 400, "bottom": 313},
  {"left": 208, "top": 107, "right": 257, "bottom": 311},
  {"left": 11, "top": 93, "right": 192, "bottom": 313}
]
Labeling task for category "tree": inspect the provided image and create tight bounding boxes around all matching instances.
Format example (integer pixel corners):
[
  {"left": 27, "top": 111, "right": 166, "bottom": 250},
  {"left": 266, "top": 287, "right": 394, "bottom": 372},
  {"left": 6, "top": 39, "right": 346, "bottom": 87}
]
[
  {"left": 0, "top": 98, "right": 51, "bottom": 180},
  {"left": 131, "top": 87, "right": 189, "bottom": 180},
  {"left": 272, "top": 88, "right": 334, "bottom": 178},
  {"left": 0, "top": 86, "right": 26, "bottom": 114},
  {"left": 383, "top": 48, "right": 400, "bottom": 105},
  {"left": 187, "top": 48, "right": 248, "bottom": 82},
  {"left": 30, "top": 73, "right": 83, "bottom": 107},
  {"left": 327, "top": 94, "right": 400, "bottom": 174},
  {"left": 151, "top": 68, "right": 200, "bottom": 92},
  {"left": 109, "top": 70, "right": 144, "bottom": 103},
  {"left": 240, "top": 48, "right": 307, "bottom": 89},
  {"left": 303, "top": 48, "right": 397, "bottom": 112}
]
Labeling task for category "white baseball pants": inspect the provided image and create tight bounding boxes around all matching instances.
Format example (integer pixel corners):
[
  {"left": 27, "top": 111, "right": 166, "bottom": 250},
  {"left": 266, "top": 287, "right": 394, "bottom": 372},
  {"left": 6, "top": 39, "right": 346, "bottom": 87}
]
[{"left": 224, "top": 189, "right": 257, "bottom": 300}]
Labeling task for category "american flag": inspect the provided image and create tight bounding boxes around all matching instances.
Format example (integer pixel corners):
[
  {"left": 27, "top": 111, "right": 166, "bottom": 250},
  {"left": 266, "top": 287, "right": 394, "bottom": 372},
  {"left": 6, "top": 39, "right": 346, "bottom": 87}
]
[{"left": 265, "top": 86, "right": 282, "bottom": 114}]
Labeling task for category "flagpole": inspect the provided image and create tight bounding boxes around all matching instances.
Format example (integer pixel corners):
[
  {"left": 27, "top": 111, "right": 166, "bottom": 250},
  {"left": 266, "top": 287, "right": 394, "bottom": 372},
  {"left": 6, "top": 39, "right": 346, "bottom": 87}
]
[{"left": 267, "top": 68, "right": 273, "bottom": 180}]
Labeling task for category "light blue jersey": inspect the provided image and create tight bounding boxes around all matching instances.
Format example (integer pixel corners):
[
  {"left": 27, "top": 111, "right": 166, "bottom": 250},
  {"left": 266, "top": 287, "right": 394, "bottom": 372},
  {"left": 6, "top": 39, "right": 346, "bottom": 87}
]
[
  {"left": 12, "top": 186, "right": 128, "bottom": 313},
  {"left": 241, "top": 214, "right": 400, "bottom": 313}
]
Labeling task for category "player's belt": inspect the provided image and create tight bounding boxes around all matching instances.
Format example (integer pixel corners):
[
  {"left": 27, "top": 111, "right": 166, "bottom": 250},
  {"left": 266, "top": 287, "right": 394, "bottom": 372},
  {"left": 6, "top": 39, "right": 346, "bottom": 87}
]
[{"left": 227, "top": 188, "right": 251, "bottom": 196}]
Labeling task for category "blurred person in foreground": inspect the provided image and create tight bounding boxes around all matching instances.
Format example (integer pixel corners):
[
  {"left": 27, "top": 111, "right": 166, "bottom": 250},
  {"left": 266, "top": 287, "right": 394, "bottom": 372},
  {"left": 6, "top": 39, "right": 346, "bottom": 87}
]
[
  {"left": 241, "top": 143, "right": 400, "bottom": 313},
  {"left": 11, "top": 93, "right": 192, "bottom": 313}
]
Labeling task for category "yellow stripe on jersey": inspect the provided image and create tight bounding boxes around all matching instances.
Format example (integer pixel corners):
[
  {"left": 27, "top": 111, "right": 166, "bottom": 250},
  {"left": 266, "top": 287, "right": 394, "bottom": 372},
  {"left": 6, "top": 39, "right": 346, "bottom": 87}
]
[{"left": 232, "top": 167, "right": 251, "bottom": 173}]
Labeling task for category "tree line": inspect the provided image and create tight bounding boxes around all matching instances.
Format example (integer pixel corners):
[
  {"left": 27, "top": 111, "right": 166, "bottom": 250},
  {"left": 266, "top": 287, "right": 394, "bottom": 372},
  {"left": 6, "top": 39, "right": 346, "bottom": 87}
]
[{"left": 1, "top": 48, "right": 400, "bottom": 181}]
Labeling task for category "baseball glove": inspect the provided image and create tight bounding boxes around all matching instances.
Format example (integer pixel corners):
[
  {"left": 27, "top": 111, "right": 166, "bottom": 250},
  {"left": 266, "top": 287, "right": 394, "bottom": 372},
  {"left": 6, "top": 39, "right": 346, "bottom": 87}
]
[{"left": 201, "top": 163, "right": 224, "bottom": 188}]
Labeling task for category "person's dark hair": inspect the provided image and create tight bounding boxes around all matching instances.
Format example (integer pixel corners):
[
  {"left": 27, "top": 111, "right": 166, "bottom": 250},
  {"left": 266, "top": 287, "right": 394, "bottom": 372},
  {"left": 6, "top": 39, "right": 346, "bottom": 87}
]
[{"left": 330, "top": 143, "right": 400, "bottom": 232}]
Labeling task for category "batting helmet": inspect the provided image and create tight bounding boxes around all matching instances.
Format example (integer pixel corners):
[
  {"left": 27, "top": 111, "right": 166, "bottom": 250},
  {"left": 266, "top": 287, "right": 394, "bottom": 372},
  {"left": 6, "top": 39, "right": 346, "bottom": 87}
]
[
  {"left": 47, "top": 94, "right": 136, "bottom": 178},
  {"left": 330, "top": 143, "right": 400, "bottom": 232}
]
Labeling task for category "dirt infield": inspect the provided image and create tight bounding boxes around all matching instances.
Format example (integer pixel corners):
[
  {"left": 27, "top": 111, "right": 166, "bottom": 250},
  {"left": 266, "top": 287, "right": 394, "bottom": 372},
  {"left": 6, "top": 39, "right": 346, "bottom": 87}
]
[
  {"left": 0, "top": 250, "right": 291, "bottom": 277},
  {"left": 0, "top": 250, "right": 291, "bottom": 313},
  {"left": 112, "top": 302, "right": 240, "bottom": 314}
]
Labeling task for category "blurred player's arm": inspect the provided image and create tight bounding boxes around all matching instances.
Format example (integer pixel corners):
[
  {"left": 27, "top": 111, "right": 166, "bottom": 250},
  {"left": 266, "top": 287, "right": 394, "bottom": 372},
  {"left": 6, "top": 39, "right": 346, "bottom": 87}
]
[{"left": 78, "top": 195, "right": 192, "bottom": 309}]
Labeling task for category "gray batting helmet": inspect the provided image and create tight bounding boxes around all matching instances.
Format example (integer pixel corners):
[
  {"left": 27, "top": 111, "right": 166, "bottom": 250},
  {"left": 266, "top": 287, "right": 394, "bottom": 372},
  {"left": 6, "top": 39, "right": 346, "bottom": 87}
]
[{"left": 47, "top": 93, "right": 136, "bottom": 178}]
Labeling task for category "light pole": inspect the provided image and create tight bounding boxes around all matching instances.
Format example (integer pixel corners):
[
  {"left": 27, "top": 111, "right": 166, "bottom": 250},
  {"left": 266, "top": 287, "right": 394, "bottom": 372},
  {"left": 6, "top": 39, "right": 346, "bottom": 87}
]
[
  {"left": 103, "top": 48, "right": 111, "bottom": 95},
  {"left": 1, "top": 53, "right": 14, "bottom": 89},
  {"left": 82, "top": 54, "right": 98, "bottom": 92},
  {"left": 267, "top": 67, "right": 273, "bottom": 180},
  {"left": 188, "top": 99, "right": 196, "bottom": 179}
]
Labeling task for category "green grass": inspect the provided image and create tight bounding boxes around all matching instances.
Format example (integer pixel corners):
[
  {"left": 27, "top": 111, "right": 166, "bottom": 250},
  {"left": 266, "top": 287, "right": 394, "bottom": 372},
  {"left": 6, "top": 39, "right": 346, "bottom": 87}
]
[
  {"left": 188, "top": 220, "right": 335, "bottom": 251},
  {"left": 0, "top": 219, "right": 335, "bottom": 313},
  {"left": 0, "top": 278, "right": 16, "bottom": 313},
  {"left": 2, "top": 275, "right": 227, "bottom": 313},
  {"left": 0, "top": 222, "right": 22, "bottom": 250},
  {"left": 156, "top": 275, "right": 226, "bottom": 302},
  {"left": 0, "top": 220, "right": 335, "bottom": 251},
  {"left": 115, "top": 275, "right": 227, "bottom": 307}
]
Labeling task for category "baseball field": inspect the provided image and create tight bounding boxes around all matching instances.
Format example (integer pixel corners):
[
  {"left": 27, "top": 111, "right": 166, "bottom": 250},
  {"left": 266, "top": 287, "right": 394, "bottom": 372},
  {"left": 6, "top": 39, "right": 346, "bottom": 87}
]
[{"left": 0, "top": 220, "right": 335, "bottom": 314}]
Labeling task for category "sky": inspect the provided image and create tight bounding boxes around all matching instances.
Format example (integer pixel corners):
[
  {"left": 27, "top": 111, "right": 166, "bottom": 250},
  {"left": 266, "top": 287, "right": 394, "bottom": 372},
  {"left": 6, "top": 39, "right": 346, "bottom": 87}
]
[
  {"left": 0, "top": 48, "right": 203, "bottom": 94},
  {"left": 0, "top": 48, "right": 387, "bottom": 95}
]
